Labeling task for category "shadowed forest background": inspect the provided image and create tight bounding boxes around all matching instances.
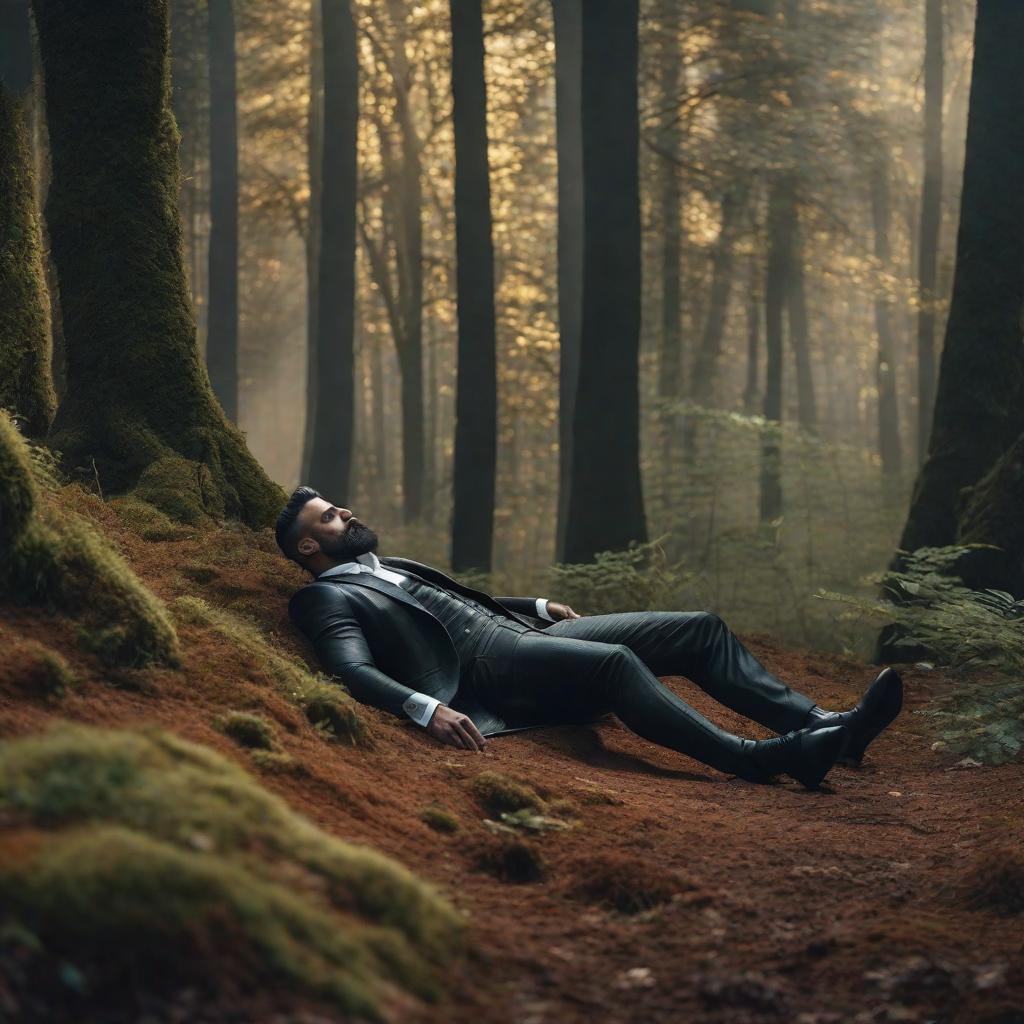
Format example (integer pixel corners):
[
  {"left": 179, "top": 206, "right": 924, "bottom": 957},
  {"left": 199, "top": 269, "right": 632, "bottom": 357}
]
[{"left": 2, "top": 0, "right": 1024, "bottom": 1020}]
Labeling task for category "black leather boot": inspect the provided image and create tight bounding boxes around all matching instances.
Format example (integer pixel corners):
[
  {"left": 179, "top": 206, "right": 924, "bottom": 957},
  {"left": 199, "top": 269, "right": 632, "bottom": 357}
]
[
  {"left": 733, "top": 725, "right": 847, "bottom": 789},
  {"left": 801, "top": 667, "right": 903, "bottom": 766}
]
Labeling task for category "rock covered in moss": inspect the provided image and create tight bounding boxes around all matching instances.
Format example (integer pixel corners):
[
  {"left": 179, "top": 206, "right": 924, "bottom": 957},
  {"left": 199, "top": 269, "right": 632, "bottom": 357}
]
[{"left": 0, "top": 723, "right": 466, "bottom": 1020}]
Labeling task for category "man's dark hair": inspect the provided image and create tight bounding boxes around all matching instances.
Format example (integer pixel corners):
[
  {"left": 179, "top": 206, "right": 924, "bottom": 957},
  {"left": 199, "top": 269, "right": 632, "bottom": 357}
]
[{"left": 275, "top": 485, "right": 323, "bottom": 567}]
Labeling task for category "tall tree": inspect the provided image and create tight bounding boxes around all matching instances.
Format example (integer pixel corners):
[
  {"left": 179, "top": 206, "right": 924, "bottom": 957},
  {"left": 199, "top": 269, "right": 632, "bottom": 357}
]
[
  {"left": 449, "top": 0, "right": 498, "bottom": 573},
  {"left": 32, "top": 0, "right": 284, "bottom": 526},
  {"left": 869, "top": 151, "right": 902, "bottom": 477},
  {"left": 552, "top": 0, "right": 583, "bottom": 564},
  {"left": 206, "top": 0, "right": 239, "bottom": 422},
  {"left": 915, "top": 0, "right": 944, "bottom": 463},
  {"left": 0, "top": 81, "right": 55, "bottom": 437},
  {"left": 306, "top": 0, "right": 359, "bottom": 501},
  {"left": 299, "top": 0, "right": 324, "bottom": 483},
  {"left": 564, "top": 0, "right": 647, "bottom": 564},
  {"left": 895, "top": 0, "right": 1024, "bottom": 557}
]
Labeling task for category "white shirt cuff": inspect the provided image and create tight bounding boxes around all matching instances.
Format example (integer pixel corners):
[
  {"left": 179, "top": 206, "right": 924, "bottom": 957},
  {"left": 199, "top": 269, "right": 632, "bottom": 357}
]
[
  {"left": 535, "top": 598, "right": 555, "bottom": 621},
  {"left": 402, "top": 692, "right": 441, "bottom": 727}
]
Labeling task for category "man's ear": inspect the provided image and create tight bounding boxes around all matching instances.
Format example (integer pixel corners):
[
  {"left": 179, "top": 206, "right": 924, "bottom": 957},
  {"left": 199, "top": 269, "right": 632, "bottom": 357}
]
[{"left": 298, "top": 537, "right": 317, "bottom": 557}]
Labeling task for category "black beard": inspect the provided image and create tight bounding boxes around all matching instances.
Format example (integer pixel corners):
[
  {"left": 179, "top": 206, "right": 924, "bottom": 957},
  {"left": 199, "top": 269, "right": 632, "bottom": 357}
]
[{"left": 319, "top": 521, "right": 379, "bottom": 563}]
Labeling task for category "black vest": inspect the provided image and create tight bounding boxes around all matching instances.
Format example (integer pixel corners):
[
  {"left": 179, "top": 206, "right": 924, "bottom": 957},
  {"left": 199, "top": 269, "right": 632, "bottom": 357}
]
[{"left": 391, "top": 567, "right": 533, "bottom": 665}]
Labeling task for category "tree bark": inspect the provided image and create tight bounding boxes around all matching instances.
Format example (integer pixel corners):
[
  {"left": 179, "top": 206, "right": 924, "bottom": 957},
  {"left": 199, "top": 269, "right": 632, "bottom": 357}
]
[
  {"left": 299, "top": 0, "right": 323, "bottom": 484},
  {"left": 552, "top": 0, "right": 583, "bottom": 564},
  {"left": 760, "top": 178, "right": 789, "bottom": 523},
  {"left": 564, "top": 0, "right": 647, "bottom": 564},
  {"left": 31, "top": 0, "right": 284, "bottom": 525},
  {"left": 306, "top": 0, "right": 359, "bottom": 502},
  {"left": 449, "top": 0, "right": 497, "bottom": 573},
  {"left": 0, "top": 81, "right": 55, "bottom": 437},
  {"left": 869, "top": 151, "right": 902, "bottom": 476},
  {"left": 915, "top": 0, "right": 944, "bottom": 464},
  {"left": 895, "top": 0, "right": 1024, "bottom": 559},
  {"left": 205, "top": 0, "right": 239, "bottom": 422}
]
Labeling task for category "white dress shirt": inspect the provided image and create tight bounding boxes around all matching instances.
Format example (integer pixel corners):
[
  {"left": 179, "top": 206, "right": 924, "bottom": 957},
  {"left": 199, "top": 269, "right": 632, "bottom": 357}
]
[{"left": 316, "top": 551, "right": 554, "bottom": 727}]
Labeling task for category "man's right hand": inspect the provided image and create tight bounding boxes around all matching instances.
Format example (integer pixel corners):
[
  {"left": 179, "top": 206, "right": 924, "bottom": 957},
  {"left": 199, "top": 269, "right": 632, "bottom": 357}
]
[{"left": 426, "top": 704, "right": 488, "bottom": 752}]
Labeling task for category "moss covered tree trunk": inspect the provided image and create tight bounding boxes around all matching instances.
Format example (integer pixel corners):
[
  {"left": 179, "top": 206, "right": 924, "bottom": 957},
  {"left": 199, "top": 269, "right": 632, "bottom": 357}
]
[
  {"left": 31, "top": 0, "right": 284, "bottom": 527},
  {"left": 0, "top": 80, "right": 56, "bottom": 438},
  {"left": 894, "top": 0, "right": 1024, "bottom": 560}
]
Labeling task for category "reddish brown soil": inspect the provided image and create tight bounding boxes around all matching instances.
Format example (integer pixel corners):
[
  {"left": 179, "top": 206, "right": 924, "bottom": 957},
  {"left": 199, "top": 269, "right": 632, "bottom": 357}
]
[{"left": 1, "top": 499, "right": 1021, "bottom": 1023}]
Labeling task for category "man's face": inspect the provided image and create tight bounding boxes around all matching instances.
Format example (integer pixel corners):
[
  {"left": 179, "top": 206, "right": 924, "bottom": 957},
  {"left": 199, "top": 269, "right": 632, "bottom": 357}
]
[{"left": 296, "top": 498, "right": 379, "bottom": 564}]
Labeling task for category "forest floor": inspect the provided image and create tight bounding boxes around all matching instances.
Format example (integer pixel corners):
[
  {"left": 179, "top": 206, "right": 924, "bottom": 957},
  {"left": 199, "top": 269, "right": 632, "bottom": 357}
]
[{"left": 1, "top": 498, "right": 1022, "bottom": 1023}]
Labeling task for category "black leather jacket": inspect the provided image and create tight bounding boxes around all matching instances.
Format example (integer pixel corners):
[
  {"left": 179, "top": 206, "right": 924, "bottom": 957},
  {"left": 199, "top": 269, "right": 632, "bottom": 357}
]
[{"left": 288, "top": 555, "right": 560, "bottom": 737}]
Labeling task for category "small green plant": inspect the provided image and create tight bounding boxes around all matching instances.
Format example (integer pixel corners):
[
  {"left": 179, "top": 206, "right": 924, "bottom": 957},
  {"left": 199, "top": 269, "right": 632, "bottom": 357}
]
[
  {"left": 470, "top": 770, "right": 547, "bottom": 817},
  {"left": 420, "top": 805, "right": 461, "bottom": 834},
  {"left": 216, "top": 711, "right": 277, "bottom": 751}
]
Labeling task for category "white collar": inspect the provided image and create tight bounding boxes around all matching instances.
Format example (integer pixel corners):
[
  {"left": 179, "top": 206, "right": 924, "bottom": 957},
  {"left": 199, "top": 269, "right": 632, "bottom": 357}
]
[{"left": 317, "top": 551, "right": 382, "bottom": 580}]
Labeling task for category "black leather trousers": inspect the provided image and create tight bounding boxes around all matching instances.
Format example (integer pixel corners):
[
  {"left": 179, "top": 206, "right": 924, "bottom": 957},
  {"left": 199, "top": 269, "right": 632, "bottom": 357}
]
[{"left": 462, "top": 611, "right": 818, "bottom": 777}]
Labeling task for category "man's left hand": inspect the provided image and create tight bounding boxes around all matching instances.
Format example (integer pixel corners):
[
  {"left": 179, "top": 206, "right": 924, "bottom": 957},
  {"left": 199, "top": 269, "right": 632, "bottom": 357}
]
[{"left": 546, "top": 602, "right": 581, "bottom": 620}]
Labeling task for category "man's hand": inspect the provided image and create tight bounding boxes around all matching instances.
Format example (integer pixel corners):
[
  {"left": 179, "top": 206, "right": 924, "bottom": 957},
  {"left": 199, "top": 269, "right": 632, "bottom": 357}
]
[
  {"left": 426, "top": 704, "right": 489, "bottom": 752},
  {"left": 546, "top": 601, "right": 581, "bottom": 621}
]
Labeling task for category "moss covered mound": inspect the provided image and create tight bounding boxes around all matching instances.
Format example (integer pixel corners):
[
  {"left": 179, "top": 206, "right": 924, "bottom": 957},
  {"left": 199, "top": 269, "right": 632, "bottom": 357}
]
[
  {"left": 0, "top": 724, "right": 465, "bottom": 1019},
  {"left": 0, "top": 411, "right": 180, "bottom": 668},
  {"left": 470, "top": 769, "right": 549, "bottom": 817}
]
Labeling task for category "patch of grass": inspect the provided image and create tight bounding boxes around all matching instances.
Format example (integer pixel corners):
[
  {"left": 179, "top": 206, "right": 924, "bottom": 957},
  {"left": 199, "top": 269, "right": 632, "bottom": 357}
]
[
  {"left": 107, "top": 494, "right": 196, "bottom": 542},
  {"left": 471, "top": 836, "right": 547, "bottom": 884},
  {"left": 564, "top": 851, "right": 695, "bottom": 914},
  {"left": 420, "top": 805, "right": 461, "bottom": 835},
  {"left": 249, "top": 749, "right": 300, "bottom": 774},
  {"left": 0, "top": 724, "right": 465, "bottom": 1016},
  {"left": 963, "top": 846, "right": 1024, "bottom": 916},
  {"left": 470, "top": 770, "right": 547, "bottom": 817},
  {"left": 171, "top": 596, "right": 371, "bottom": 749},
  {"left": 216, "top": 711, "right": 277, "bottom": 751}
]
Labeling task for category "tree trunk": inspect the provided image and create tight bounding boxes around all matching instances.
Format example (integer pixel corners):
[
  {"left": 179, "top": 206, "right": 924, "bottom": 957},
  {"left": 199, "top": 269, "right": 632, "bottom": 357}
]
[
  {"left": 32, "top": 0, "right": 284, "bottom": 525},
  {"left": 895, "top": 0, "right": 1024, "bottom": 559},
  {"left": 786, "top": 202, "right": 817, "bottom": 433},
  {"left": 449, "top": 0, "right": 497, "bottom": 573},
  {"left": 0, "top": 82, "right": 55, "bottom": 437},
  {"left": 743, "top": 250, "right": 761, "bottom": 415},
  {"left": 869, "top": 151, "right": 902, "bottom": 476},
  {"left": 306, "top": 0, "right": 359, "bottom": 502},
  {"left": 299, "top": 0, "right": 323, "bottom": 484},
  {"left": 564, "top": 0, "right": 647, "bottom": 564},
  {"left": 552, "top": 0, "right": 582, "bottom": 564},
  {"left": 206, "top": 0, "right": 239, "bottom": 423},
  {"left": 915, "top": 0, "right": 944, "bottom": 464},
  {"left": 760, "top": 178, "right": 789, "bottom": 523},
  {"left": 683, "top": 189, "right": 744, "bottom": 457}
]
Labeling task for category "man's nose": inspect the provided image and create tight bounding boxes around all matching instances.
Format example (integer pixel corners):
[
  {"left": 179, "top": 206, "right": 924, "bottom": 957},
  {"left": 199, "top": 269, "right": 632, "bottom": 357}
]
[{"left": 339, "top": 508, "right": 354, "bottom": 522}]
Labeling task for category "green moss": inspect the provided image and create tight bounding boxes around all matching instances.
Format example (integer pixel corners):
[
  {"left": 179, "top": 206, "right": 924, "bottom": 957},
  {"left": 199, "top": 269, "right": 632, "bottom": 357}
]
[
  {"left": 11, "top": 639, "right": 78, "bottom": 699},
  {"left": 0, "top": 85, "right": 56, "bottom": 438},
  {"left": 216, "top": 711, "right": 277, "bottom": 751},
  {"left": 250, "top": 749, "right": 298, "bottom": 773},
  {"left": 470, "top": 770, "right": 547, "bottom": 817},
  {"left": 0, "top": 411, "right": 180, "bottom": 670},
  {"left": 0, "top": 725, "right": 465, "bottom": 971},
  {"left": 32, "top": 0, "right": 286, "bottom": 529},
  {"left": 108, "top": 495, "right": 196, "bottom": 541},
  {"left": 420, "top": 805, "right": 462, "bottom": 834},
  {"left": 171, "top": 596, "right": 370, "bottom": 748}
]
